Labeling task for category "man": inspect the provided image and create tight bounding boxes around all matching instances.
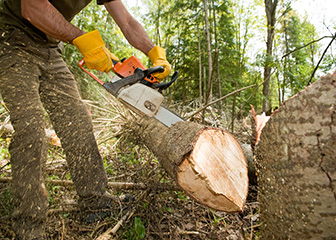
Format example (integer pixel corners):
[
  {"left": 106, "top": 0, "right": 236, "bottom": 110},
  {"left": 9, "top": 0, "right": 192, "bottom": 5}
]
[{"left": 0, "top": 0, "right": 171, "bottom": 239}]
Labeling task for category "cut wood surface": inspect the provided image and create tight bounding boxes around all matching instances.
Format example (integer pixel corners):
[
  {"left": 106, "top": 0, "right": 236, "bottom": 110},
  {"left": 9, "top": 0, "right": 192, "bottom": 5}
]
[
  {"left": 256, "top": 71, "right": 336, "bottom": 239},
  {"left": 134, "top": 118, "right": 248, "bottom": 212}
]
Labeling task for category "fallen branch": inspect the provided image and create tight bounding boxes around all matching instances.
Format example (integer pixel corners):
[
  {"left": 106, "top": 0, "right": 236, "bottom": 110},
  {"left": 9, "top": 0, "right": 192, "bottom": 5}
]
[
  {"left": 178, "top": 230, "right": 200, "bottom": 235},
  {"left": 0, "top": 162, "right": 10, "bottom": 172},
  {"left": 281, "top": 35, "right": 335, "bottom": 59},
  {"left": 0, "top": 177, "right": 179, "bottom": 191},
  {"left": 0, "top": 101, "right": 10, "bottom": 112},
  {"left": 96, "top": 208, "right": 136, "bottom": 240},
  {"left": 47, "top": 207, "right": 78, "bottom": 215},
  {"left": 186, "top": 84, "right": 255, "bottom": 120},
  {"left": 151, "top": 230, "right": 200, "bottom": 236},
  {"left": 94, "top": 190, "right": 150, "bottom": 239},
  {"left": 307, "top": 32, "right": 336, "bottom": 85},
  {"left": 239, "top": 70, "right": 275, "bottom": 115}
]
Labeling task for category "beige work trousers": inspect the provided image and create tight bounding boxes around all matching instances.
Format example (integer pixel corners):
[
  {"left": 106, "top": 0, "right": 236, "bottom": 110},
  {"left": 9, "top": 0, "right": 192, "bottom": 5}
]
[{"left": 0, "top": 26, "right": 108, "bottom": 239}]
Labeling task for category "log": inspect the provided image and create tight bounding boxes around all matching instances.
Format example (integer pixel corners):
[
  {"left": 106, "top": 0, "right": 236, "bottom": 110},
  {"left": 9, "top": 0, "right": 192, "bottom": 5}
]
[
  {"left": 255, "top": 71, "right": 336, "bottom": 239},
  {"left": 133, "top": 118, "right": 248, "bottom": 212}
]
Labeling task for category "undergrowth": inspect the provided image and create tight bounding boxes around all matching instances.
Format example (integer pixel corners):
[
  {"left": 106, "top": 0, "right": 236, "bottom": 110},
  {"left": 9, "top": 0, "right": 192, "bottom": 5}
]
[{"left": 0, "top": 95, "right": 260, "bottom": 239}]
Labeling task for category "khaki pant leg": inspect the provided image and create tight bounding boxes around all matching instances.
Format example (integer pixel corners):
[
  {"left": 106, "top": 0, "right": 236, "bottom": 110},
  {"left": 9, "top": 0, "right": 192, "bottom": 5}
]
[
  {"left": 39, "top": 46, "right": 108, "bottom": 199},
  {"left": 0, "top": 29, "right": 48, "bottom": 239}
]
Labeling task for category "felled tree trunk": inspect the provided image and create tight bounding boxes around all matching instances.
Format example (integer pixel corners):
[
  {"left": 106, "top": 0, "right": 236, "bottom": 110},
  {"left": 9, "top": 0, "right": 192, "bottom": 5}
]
[
  {"left": 133, "top": 118, "right": 248, "bottom": 212},
  {"left": 255, "top": 72, "right": 336, "bottom": 239}
]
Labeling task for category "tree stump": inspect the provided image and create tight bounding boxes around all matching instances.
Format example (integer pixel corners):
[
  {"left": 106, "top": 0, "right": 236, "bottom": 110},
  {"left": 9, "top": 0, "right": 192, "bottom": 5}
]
[
  {"left": 256, "top": 72, "right": 336, "bottom": 239},
  {"left": 134, "top": 119, "right": 248, "bottom": 212}
]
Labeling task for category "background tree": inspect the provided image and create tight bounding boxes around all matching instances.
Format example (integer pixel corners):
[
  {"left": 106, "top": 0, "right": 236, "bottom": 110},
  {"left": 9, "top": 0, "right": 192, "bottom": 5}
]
[
  {"left": 62, "top": 0, "right": 335, "bottom": 125},
  {"left": 278, "top": 12, "right": 320, "bottom": 103},
  {"left": 263, "top": 0, "right": 278, "bottom": 113}
]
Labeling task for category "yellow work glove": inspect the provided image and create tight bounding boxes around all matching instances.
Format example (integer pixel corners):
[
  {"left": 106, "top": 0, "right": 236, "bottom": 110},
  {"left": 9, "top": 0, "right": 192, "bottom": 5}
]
[
  {"left": 148, "top": 46, "right": 171, "bottom": 80},
  {"left": 73, "top": 30, "right": 119, "bottom": 73}
]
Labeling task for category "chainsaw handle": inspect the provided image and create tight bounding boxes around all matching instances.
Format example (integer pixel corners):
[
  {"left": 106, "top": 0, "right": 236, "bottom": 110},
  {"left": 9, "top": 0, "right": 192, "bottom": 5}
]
[
  {"left": 79, "top": 59, "right": 171, "bottom": 97},
  {"left": 78, "top": 59, "right": 105, "bottom": 85},
  {"left": 143, "top": 66, "right": 164, "bottom": 77},
  {"left": 153, "top": 70, "right": 179, "bottom": 93}
]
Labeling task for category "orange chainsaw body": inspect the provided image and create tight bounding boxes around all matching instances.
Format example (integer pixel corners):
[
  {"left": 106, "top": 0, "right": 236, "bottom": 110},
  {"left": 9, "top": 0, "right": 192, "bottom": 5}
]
[{"left": 112, "top": 56, "right": 158, "bottom": 84}]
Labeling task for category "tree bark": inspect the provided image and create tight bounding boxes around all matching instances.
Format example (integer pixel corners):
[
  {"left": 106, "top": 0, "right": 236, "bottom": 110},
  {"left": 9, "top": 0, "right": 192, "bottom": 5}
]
[
  {"left": 255, "top": 72, "right": 336, "bottom": 239},
  {"left": 133, "top": 118, "right": 249, "bottom": 212}
]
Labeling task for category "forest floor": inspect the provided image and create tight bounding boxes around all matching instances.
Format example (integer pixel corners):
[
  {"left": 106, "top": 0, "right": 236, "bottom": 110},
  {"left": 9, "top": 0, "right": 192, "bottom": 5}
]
[{"left": 0, "top": 97, "right": 260, "bottom": 240}]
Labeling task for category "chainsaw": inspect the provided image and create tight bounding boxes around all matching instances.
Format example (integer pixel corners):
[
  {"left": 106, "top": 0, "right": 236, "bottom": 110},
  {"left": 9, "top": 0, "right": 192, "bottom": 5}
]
[{"left": 79, "top": 56, "right": 183, "bottom": 127}]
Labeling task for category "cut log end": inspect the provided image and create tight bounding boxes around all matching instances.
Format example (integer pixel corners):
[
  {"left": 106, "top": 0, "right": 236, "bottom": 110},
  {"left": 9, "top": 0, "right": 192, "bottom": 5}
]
[
  {"left": 136, "top": 119, "right": 248, "bottom": 212},
  {"left": 176, "top": 129, "right": 248, "bottom": 212}
]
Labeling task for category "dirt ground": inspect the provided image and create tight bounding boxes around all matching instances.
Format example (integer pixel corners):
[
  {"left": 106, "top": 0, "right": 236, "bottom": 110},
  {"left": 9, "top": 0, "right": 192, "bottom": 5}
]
[
  {"left": 0, "top": 100, "right": 260, "bottom": 240},
  {"left": 0, "top": 141, "right": 259, "bottom": 240}
]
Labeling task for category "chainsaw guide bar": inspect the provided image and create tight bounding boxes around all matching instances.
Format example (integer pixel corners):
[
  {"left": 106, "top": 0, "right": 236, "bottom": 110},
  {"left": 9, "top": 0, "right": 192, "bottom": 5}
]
[{"left": 79, "top": 57, "right": 183, "bottom": 127}]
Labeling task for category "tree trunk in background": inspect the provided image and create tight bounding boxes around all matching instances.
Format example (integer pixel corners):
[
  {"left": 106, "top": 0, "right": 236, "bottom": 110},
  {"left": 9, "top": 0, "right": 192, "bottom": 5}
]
[
  {"left": 231, "top": 82, "right": 237, "bottom": 133},
  {"left": 211, "top": 0, "right": 222, "bottom": 113},
  {"left": 263, "top": 0, "right": 278, "bottom": 112},
  {"left": 203, "top": 0, "right": 213, "bottom": 104},
  {"left": 198, "top": 24, "right": 203, "bottom": 105},
  {"left": 255, "top": 72, "right": 336, "bottom": 239},
  {"left": 154, "top": 0, "right": 162, "bottom": 46},
  {"left": 133, "top": 119, "right": 249, "bottom": 212},
  {"left": 282, "top": 19, "right": 289, "bottom": 105}
]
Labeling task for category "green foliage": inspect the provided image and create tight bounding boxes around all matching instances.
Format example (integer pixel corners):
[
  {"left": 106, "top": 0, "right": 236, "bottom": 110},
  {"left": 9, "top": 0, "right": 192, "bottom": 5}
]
[
  {"left": 103, "top": 157, "right": 114, "bottom": 175},
  {"left": 174, "top": 190, "right": 189, "bottom": 201},
  {"left": 121, "top": 216, "right": 146, "bottom": 240},
  {"left": 46, "top": 183, "right": 61, "bottom": 206},
  {"left": 143, "top": 0, "right": 243, "bottom": 110},
  {"left": 61, "top": 0, "right": 335, "bottom": 124},
  {"left": 320, "top": 53, "right": 336, "bottom": 72},
  {"left": 116, "top": 147, "right": 139, "bottom": 165},
  {"left": 0, "top": 139, "right": 10, "bottom": 161},
  {"left": 210, "top": 209, "right": 226, "bottom": 227},
  {"left": 278, "top": 11, "right": 321, "bottom": 102},
  {"left": 134, "top": 217, "right": 146, "bottom": 240}
]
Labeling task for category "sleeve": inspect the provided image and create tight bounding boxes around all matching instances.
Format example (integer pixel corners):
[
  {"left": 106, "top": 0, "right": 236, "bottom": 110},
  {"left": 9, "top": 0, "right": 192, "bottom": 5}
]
[{"left": 97, "top": 0, "right": 116, "bottom": 5}]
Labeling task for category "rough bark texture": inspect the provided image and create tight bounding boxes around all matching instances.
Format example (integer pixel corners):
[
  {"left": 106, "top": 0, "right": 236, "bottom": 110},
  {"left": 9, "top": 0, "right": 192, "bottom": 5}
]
[
  {"left": 256, "top": 72, "right": 336, "bottom": 239},
  {"left": 134, "top": 118, "right": 248, "bottom": 212}
]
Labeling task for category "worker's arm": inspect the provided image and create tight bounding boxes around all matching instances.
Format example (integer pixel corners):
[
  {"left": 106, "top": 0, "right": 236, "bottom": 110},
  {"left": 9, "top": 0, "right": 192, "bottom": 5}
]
[
  {"left": 103, "top": 0, "right": 154, "bottom": 55},
  {"left": 104, "top": 0, "right": 171, "bottom": 79},
  {"left": 21, "top": 0, "right": 84, "bottom": 43},
  {"left": 21, "top": 0, "right": 116, "bottom": 72}
]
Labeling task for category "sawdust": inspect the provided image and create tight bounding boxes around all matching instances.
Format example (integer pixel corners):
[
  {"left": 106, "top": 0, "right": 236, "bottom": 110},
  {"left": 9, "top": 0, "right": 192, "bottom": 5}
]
[
  {"left": 0, "top": 137, "right": 259, "bottom": 240},
  {"left": 0, "top": 98, "right": 260, "bottom": 239}
]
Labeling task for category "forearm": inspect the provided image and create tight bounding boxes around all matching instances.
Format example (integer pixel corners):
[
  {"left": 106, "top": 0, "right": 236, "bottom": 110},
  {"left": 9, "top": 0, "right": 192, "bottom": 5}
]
[
  {"left": 119, "top": 17, "right": 154, "bottom": 55},
  {"left": 21, "top": 0, "right": 84, "bottom": 43},
  {"left": 104, "top": 1, "right": 154, "bottom": 55}
]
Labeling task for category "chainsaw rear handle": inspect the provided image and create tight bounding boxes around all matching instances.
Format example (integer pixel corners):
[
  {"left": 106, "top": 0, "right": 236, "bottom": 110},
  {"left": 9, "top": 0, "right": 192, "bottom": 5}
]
[
  {"left": 79, "top": 59, "right": 165, "bottom": 96},
  {"left": 103, "top": 67, "right": 163, "bottom": 96},
  {"left": 154, "top": 70, "right": 179, "bottom": 93},
  {"left": 143, "top": 66, "right": 164, "bottom": 76},
  {"left": 79, "top": 59, "right": 164, "bottom": 85}
]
